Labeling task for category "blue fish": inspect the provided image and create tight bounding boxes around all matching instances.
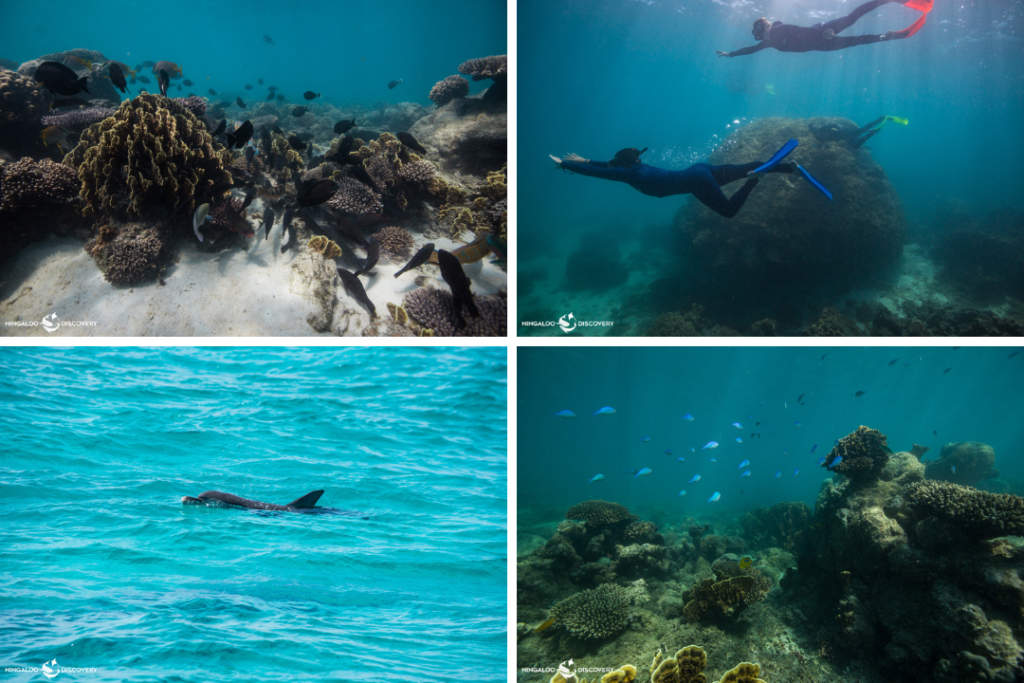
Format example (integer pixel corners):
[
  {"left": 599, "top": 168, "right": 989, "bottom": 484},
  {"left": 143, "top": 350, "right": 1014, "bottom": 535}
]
[
  {"left": 681, "top": 413, "right": 694, "bottom": 421},
  {"left": 690, "top": 447, "right": 696, "bottom": 453},
  {"left": 831, "top": 455, "right": 843, "bottom": 469},
  {"left": 903, "top": 361, "right": 912, "bottom": 367},
  {"left": 793, "top": 468, "right": 800, "bottom": 476},
  {"left": 810, "top": 444, "right": 818, "bottom": 453},
  {"left": 707, "top": 491, "right": 721, "bottom": 503},
  {"left": 703, "top": 441, "right": 719, "bottom": 450},
  {"left": 678, "top": 489, "right": 687, "bottom": 497},
  {"left": 688, "top": 474, "right": 701, "bottom": 483},
  {"left": 554, "top": 410, "right": 576, "bottom": 418},
  {"left": 834, "top": 439, "right": 839, "bottom": 446},
  {"left": 732, "top": 422, "right": 743, "bottom": 429},
  {"left": 631, "top": 468, "right": 652, "bottom": 478},
  {"left": 951, "top": 465, "right": 956, "bottom": 474},
  {"left": 677, "top": 457, "right": 686, "bottom": 463},
  {"left": 588, "top": 474, "right": 605, "bottom": 483},
  {"left": 738, "top": 459, "right": 750, "bottom": 468},
  {"left": 708, "top": 457, "right": 717, "bottom": 463},
  {"left": 794, "top": 421, "right": 802, "bottom": 427},
  {"left": 747, "top": 414, "right": 754, "bottom": 420},
  {"left": 593, "top": 406, "right": 616, "bottom": 416},
  {"left": 782, "top": 449, "right": 788, "bottom": 456},
  {"left": 639, "top": 436, "right": 651, "bottom": 443},
  {"left": 817, "top": 457, "right": 826, "bottom": 465},
  {"left": 664, "top": 449, "right": 673, "bottom": 456},
  {"left": 735, "top": 437, "right": 743, "bottom": 443},
  {"left": 774, "top": 470, "right": 781, "bottom": 478},
  {"left": 741, "top": 471, "right": 751, "bottom": 478}
]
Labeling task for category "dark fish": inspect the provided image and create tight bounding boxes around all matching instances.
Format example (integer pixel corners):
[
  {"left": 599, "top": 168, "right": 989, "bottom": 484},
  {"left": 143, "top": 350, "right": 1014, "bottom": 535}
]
[
  {"left": 268, "top": 85, "right": 277, "bottom": 91},
  {"left": 396, "top": 131, "right": 426, "bottom": 154},
  {"left": 245, "top": 145, "right": 255, "bottom": 172},
  {"left": 276, "top": 94, "right": 285, "bottom": 102},
  {"left": 307, "top": 155, "right": 325, "bottom": 169},
  {"left": 755, "top": 422, "right": 761, "bottom": 426},
  {"left": 262, "top": 34, "right": 274, "bottom": 45},
  {"left": 335, "top": 219, "right": 367, "bottom": 248},
  {"left": 350, "top": 165, "right": 378, "bottom": 192},
  {"left": 271, "top": 124, "right": 284, "bottom": 135},
  {"left": 183, "top": 79, "right": 194, "bottom": 86},
  {"left": 933, "top": 430, "right": 937, "bottom": 436},
  {"left": 258, "top": 125, "right": 271, "bottom": 146},
  {"left": 327, "top": 135, "right": 356, "bottom": 165},
  {"left": 437, "top": 250, "right": 479, "bottom": 329},
  {"left": 158, "top": 69, "right": 170, "bottom": 97},
  {"left": 211, "top": 119, "right": 226, "bottom": 136},
  {"left": 292, "top": 106, "right": 306, "bottom": 117},
  {"left": 188, "top": 93, "right": 195, "bottom": 97},
  {"left": 797, "top": 393, "right": 804, "bottom": 403},
  {"left": 241, "top": 186, "right": 258, "bottom": 211},
  {"left": 301, "top": 207, "right": 323, "bottom": 235},
  {"left": 354, "top": 236, "right": 379, "bottom": 276},
  {"left": 297, "top": 132, "right": 315, "bottom": 141},
  {"left": 394, "top": 243, "right": 434, "bottom": 277},
  {"left": 821, "top": 353, "right": 827, "bottom": 360},
  {"left": 750, "top": 433, "right": 755, "bottom": 438},
  {"left": 245, "top": 84, "right": 253, "bottom": 90},
  {"left": 303, "top": 91, "right": 320, "bottom": 100},
  {"left": 387, "top": 79, "right": 402, "bottom": 89},
  {"left": 261, "top": 207, "right": 275, "bottom": 239},
  {"left": 236, "top": 96, "right": 246, "bottom": 108},
  {"left": 287, "top": 134, "right": 307, "bottom": 151},
  {"left": 855, "top": 390, "right": 866, "bottom": 397},
  {"left": 274, "top": 156, "right": 284, "bottom": 171},
  {"left": 50, "top": 96, "right": 91, "bottom": 109},
  {"left": 141, "top": 60, "right": 156, "bottom": 67},
  {"left": 108, "top": 62, "right": 130, "bottom": 94},
  {"left": 297, "top": 179, "right": 336, "bottom": 207},
  {"left": 258, "top": 78, "right": 264, "bottom": 85},
  {"left": 266, "top": 91, "right": 275, "bottom": 100},
  {"left": 280, "top": 207, "right": 295, "bottom": 252},
  {"left": 888, "top": 358, "right": 899, "bottom": 366},
  {"left": 208, "top": 88, "right": 217, "bottom": 95},
  {"left": 176, "top": 84, "right": 182, "bottom": 91},
  {"left": 337, "top": 268, "right": 375, "bottom": 317},
  {"left": 33, "top": 61, "right": 90, "bottom": 96},
  {"left": 1010, "top": 350, "right": 1022, "bottom": 358},
  {"left": 333, "top": 119, "right": 356, "bottom": 135},
  {"left": 943, "top": 367, "right": 952, "bottom": 374},
  {"left": 137, "top": 75, "right": 151, "bottom": 84},
  {"left": 226, "top": 120, "right": 253, "bottom": 149},
  {"left": 800, "top": 402, "right": 805, "bottom": 406}
]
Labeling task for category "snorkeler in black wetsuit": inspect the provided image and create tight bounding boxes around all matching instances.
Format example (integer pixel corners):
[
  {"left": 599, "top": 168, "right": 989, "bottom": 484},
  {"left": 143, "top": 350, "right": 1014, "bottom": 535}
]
[
  {"left": 717, "top": 0, "right": 932, "bottom": 58},
  {"left": 549, "top": 146, "right": 799, "bottom": 219},
  {"left": 811, "top": 116, "right": 887, "bottom": 149}
]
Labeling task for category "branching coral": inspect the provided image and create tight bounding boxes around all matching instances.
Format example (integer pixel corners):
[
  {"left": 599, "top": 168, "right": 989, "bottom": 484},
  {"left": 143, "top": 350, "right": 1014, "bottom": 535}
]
[
  {"left": 905, "top": 480, "right": 1024, "bottom": 539},
  {"left": 398, "top": 159, "right": 437, "bottom": 183},
  {"left": 823, "top": 426, "right": 890, "bottom": 481},
  {"left": 374, "top": 225, "right": 415, "bottom": 262},
  {"left": 104, "top": 226, "right": 163, "bottom": 285},
  {"left": 682, "top": 575, "right": 756, "bottom": 623},
  {"left": 458, "top": 55, "right": 507, "bottom": 81},
  {"left": 64, "top": 93, "right": 232, "bottom": 219},
  {"left": 549, "top": 582, "right": 648, "bottom": 640},
  {"left": 402, "top": 288, "right": 505, "bottom": 337},
  {"left": 0, "top": 69, "right": 52, "bottom": 157},
  {"left": 564, "top": 500, "right": 638, "bottom": 527},
  {"left": 429, "top": 75, "right": 469, "bottom": 107},
  {"left": 41, "top": 107, "right": 116, "bottom": 131},
  {"left": 624, "top": 520, "right": 660, "bottom": 544},
  {"left": 327, "top": 176, "right": 383, "bottom": 214},
  {"left": 437, "top": 164, "right": 506, "bottom": 240},
  {"left": 351, "top": 132, "right": 435, "bottom": 213},
  {"left": 0, "top": 157, "right": 83, "bottom": 261}
]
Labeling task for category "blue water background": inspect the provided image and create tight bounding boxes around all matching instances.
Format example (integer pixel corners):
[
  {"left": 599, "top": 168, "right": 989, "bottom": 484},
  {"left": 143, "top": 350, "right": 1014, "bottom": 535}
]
[
  {"left": 0, "top": 347, "right": 506, "bottom": 683},
  {"left": 519, "top": 0, "right": 1024, "bottom": 257},
  {"left": 0, "top": 0, "right": 506, "bottom": 108},
  {"left": 519, "top": 346, "right": 1023, "bottom": 515}
]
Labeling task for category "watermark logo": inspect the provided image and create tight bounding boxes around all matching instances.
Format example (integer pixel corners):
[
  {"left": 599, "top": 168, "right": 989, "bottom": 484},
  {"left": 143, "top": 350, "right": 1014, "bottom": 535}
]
[
  {"left": 3, "top": 312, "right": 97, "bottom": 333},
  {"left": 519, "top": 659, "right": 613, "bottom": 679},
  {"left": 41, "top": 659, "right": 59, "bottom": 679},
  {"left": 521, "top": 313, "right": 614, "bottom": 334},
  {"left": 42, "top": 313, "right": 59, "bottom": 334},
  {"left": 558, "top": 313, "right": 577, "bottom": 333},
  {"left": 557, "top": 660, "right": 576, "bottom": 679}
]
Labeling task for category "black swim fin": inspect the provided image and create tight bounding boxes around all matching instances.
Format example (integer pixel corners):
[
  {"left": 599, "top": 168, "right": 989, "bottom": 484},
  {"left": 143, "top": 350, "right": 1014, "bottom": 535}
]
[{"left": 286, "top": 490, "right": 325, "bottom": 508}]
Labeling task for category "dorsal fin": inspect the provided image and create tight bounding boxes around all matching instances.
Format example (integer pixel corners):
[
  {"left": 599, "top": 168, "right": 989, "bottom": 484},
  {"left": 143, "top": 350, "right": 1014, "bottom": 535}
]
[{"left": 286, "top": 490, "right": 324, "bottom": 508}]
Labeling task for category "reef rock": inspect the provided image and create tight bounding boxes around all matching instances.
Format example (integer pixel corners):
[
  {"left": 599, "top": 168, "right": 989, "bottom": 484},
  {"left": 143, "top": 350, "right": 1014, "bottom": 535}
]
[
  {"left": 407, "top": 94, "right": 505, "bottom": 182},
  {"left": 929, "top": 207, "right": 1024, "bottom": 304},
  {"left": 925, "top": 441, "right": 1000, "bottom": 487},
  {"left": 0, "top": 69, "right": 53, "bottom": 159},
  {"left": 674, "top": 117, "right": 906, "bottom": 324}
]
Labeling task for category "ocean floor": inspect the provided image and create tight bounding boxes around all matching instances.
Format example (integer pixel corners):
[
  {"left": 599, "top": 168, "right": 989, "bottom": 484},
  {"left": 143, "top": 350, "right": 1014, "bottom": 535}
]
[{"left": 0, "top": 223, "right": 506, "bottom": 337}]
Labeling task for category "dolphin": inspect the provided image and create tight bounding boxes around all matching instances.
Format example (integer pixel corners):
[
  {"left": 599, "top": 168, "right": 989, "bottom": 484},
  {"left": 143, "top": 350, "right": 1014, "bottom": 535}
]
[{"left": 181, "top": 489, "right": 367, "bottom": 518}]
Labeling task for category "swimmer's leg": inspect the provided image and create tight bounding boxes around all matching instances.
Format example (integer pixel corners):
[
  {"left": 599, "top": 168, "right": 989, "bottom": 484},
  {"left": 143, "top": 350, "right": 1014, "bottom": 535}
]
[
  {"left": 822, "top": 0, "right": 896, "bottom": 35},
  {"left": 690, "top": 166, "right": 760, "bottom": 219}
]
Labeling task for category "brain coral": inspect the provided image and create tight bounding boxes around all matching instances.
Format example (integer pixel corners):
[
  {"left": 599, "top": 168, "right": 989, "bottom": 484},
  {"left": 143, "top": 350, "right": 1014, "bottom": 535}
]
[
  {"left": 550, "top": 583, "right": 646, "bottom": 640},
  {"left": 64, "top": 93, "right": 232, "bottom": 219},
  {"left": 564, "top": 500, "right": 638, "bottom": 527},
  {"left": 824, "top": 426, "right": 890, "bottom": 481},
  {"left": 905, "top": 480, "right": 1024, "bottom": 539},
  {"left": 429, "top": 75, "right": 470, "bottom": 107}
]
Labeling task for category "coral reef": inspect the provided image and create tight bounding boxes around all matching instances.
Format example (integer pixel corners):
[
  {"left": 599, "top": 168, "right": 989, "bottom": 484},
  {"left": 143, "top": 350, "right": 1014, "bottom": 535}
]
[
  {"left": 0, "top": 69, "right": 53, "bottom": 158},
  {"left": 0, "top": 157, "right": 82, "bottom": 263},
  {"left": 924, "top": 441, "right": 1000, "bottom": 486},
  {"left": 103, "top": 224, "right": 164, "bottom": 285},
  {"left": 650, "top": 645, "right": 708, "bottom": 683},
  {"left": 566, "top": 500, "right": 638, "bottom": 528},
  {"left": 549, "top": 581, "right": 649, "bottom": 640},
  {"left": 681, "top": 575, "right": 757, "bottom": 623},
  {"left": 40, "top": 107, "right": 116, "bottom": 132},
  {"left": 307, "top": 235, "right": 342, "bottom": 259},
  {"left": 741, "top": 502, "right": 812, "bottom": 552},
  {"left": 623, "top": 520, "right": 661, "bottom": 544},
  {"left": 429, "top": 75, "right": 470, "bottom": 107},
  {"left": 402, "top": 288, "right": 506, "bottom": 337},
  {"left": 647, "top": 305, "right": 707, "bottom": 336},
  {"left": 905, "top": 480, "right": 1024, "bottom": 540},
  {"left": 929, "top": 206, "right": 1024, "bottom": 303},
  {"left": 171, "top": 95, "right": 206, "bottom": 118},
  {"left": 64, "top": 93, "right": 232, "bottom": 219},
  {"left": 408, "top": 97, "right": 505, "bottom": 181},
  {"left": 822, "top": 426, "right": 890, "bottom": 482},
  {"left": 566, "top": 230, "right": 630, "bottom": 291},
  {"left": 373, "top": 225, "right": 415, "bottom": 262},
  {"left": 327, "top": 176, "right": 383, "bottom": 215},
  {"left": 716, "top": 663, "right": 766, "bottom": 683},
  {"left": 18, "top": 49, "right": 121, "bottom": 106},
  {"left": 458, "top": 54, "right": 507, "bottom": 101}
]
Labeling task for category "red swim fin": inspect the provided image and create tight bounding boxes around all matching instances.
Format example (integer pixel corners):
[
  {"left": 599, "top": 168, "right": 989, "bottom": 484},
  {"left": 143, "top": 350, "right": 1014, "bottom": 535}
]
[
  {"left": 896, "top": 13, "right": 928, "bottom": 38},
  {"left": 902, "top": 0, "right": 933, "bottom": 12}
]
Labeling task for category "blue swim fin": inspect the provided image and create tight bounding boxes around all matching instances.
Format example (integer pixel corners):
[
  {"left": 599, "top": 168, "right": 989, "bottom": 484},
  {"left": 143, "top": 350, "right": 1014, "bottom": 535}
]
[
  {"left": 796, "top": 164, "right": 833, "bottom": 201},
  {"left": 748, "top": 138, "right": 799, "bottom": 177}
]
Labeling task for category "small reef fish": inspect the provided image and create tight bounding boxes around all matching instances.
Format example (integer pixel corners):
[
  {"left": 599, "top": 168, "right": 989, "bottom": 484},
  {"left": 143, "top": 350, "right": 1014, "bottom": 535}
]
[
  {"left": 732, "top": 422, "right": 743, "bottom": 429},
  {"left": 262, "top": 34, "right": 274, "bottom": 45},
  {"left": 829, "top": 455, "right": 843, "bottom": 470},
  {"left": 137, "top": 75, "right": 151, "bottom": 84},
  {"left": 535, "top": 618, "right": 555, "bottom": 633},
  {"left": 782, "top": 450, "right": 787, "bottom": 455},
  {"left": 774, "top": 470, "right": 781, "bottom": 478},
  {"left": 703, "top": 441, "right": 718, "bottom": 450},
  {"left": 394, "top": 243, "right": 434, "bottom": 277},
  {"left": 707, "top": 492, "right": 721, "bottom": 503},
  {"left": 226, "top": 120, "right": 253, "bottom": 149},
  {"left": 664, "top": 449, "right": 673, "bottom": 456},
  {"left": 794, "top": 469, "right": 800, "bottom": 476},
  {"left": 303, "top": 91, "right": 320, "bottom": 100},
  {"left": 183, "top": 79, "right": 194, "bottom": 86},
  {"left": 678, "top": 490, "right": 687, "bottom": 497},
  {"left": 903, "top": 362, "right": 912, "bottom": 367},
  {"left": 943, "top": 368, "right": 952, "bottom": 374},
  {"left": 266, "top": 92, "right": 275, "bottom": 100},
  {"left": 297, "top": 179, "right": 337, "bottom": 208},
  {"left": 797, "top": 393, "right": 804, "bottom": 402},
  {"left": 735, "top": 437, "right": 743, "bottom": 443},
  {"left": 236, "top": 96, "right": 247, "bottom": 108},
  {"left": 681, "top": 414, "right": 694, "bottom": 421},
  {"left": 738, "top": 459, "right": 750, "bottom": 468},
  {"left": 855, "top": 391, "right": 866, "bottom": 397},
  {"left": 625, "top": 468, "right": 652, "bottom": 478},
  {"left": 354, "top": 235, "right": 380, "bottom": 276},
  {"left": 690, "top": 447, "right": 695, "bottom": 453},
  {"left": 33, "top": 61, "right": 90, "bottom": 96},
  {"left": 741, "top": 471, "right": 751, "bottom": 478},
  {"left": 817, "top": 457, "right": 826, "bottom": 465},
  {"left": 687, "top": 474, "right": 701, "bottom": 483},
  {"left": 208, "top": 88, "right": 217, "bottom": 95},
  {"left": 193, "top": 203, "right": 211, "bottom": 242},
  {"left": 388, "top": 79, "right": 402, "bottom": 89},
  {"left": 261, "top": 207, "right": 275, "bottom": 240},
  {"left": 40, "top": 125, "right": 70, "bottom": 147},
  {"left": 259, "top": 78, "right": 264, "bottom": 85},
  {"left": 756, "top": 422, "right": 761, "bottom": 426},
  {"left": 256, "top": 185, "right": 288, "bottom": 200},
  {"left": 554, "top": 410, "right": 575, "bottom": 418},
  {"left": 334, "top": 119, "right": 357, "bottom": 134},
  {"left": 397, "top": 132, "right": 427, "bottom": 154},
  {"left": 739, "top": 557, "right": 753, "bottom": 569},
  {"left": 152, "top": 61, "right": 182, "bottom": 78},
  {"left": 708, "top": 457, "right": 717, "bottom": 463},
  {"left": 676, "top": 457, "right": 686, "bottom": 463},
  {"left": 951, "top": 466, "right": 956, "bottom": 474},
  {"left": 337, "top": 267, "right": 376, "bottom": 317},
  {"left": 794, "top": 421, "right": 802, "bottom": 427},
  {"left": 292, "top": 106, "right": 307, "bottom": 117},
  {"left": 588, "top": 474, "right": 605, "bottom": 483},
  {"left": 593, "top": 407, "right": 616, "bottom": 416},
  {"left": 245, "top": 84, "right": 253, "bottom": 90},
  {"left": 889, "top": 358, "right": 899, "bottom": 366},
  {"left": 810, "top": 445, "right": 818, "bottom": 453},
  {"left": 639, "top": 436, "right": 651, "bottom": 443},
  {"left": 62, "top": 55, "right": 93, "bottom": 69},
  {"left": 157, "top": 69, "right": 170, "bottom": 97},
  {"left": 107, "top": 62, "right": 131, "bottom": 94}
]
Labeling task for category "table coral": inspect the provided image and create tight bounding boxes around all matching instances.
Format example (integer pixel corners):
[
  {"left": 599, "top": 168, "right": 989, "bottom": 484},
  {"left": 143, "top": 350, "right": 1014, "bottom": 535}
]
[
  {"left": 905, "top": 480, "right": 1024, "bottom": 539},
  {"left": 549, "top": 582, "right": 648, "bottom": 640},
  {"left": 429, "top": 74, "right": 469, "bottom": 107},
  {"left": 565, "top": 500, "right": 638, "bottom": 527}
]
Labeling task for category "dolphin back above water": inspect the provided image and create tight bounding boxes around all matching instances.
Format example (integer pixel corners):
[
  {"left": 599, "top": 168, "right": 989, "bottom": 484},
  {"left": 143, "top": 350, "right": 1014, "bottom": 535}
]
[{"left": 181, "top": 490, "right": 369, "bottom": 518}]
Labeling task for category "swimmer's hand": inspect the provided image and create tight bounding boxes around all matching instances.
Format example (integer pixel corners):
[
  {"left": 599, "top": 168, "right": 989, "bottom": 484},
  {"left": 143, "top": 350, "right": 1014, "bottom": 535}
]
[
  {"left": 564, "top": 153, "right": 587, "bottom": 164},
  {"left": 716, "top": 50, "right": 732, "bottom": 57},
  {"left": 549, "top": 154, "right": 562, "bottom": 169}
]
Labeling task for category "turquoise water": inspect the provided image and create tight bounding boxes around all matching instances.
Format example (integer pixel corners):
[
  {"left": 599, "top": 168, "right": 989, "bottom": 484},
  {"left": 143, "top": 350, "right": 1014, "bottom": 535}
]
[
  {"left": 0, "top": 347, "right": 507, "bottom": 682},
  {"left": 519, "top": 346, "right": 1024, "bottom": 514}
]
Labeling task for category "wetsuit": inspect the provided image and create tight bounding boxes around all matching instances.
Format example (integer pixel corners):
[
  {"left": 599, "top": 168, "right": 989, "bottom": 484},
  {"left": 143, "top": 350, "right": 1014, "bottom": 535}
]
[
  {"left": 560, "top": 159, "right": 791, "bottom": 218},
  {"left": 726, "top": 0, "right": 926, "bottom": 57}
]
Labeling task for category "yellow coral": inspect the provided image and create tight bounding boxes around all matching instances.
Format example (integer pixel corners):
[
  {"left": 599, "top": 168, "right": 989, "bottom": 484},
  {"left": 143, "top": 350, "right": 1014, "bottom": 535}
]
[
  {"left": 602, "top": 665, "right": 638, "bottom": 683},
  {"left": 307, "top": 235, "right": 342, "bottom": 259},
  {"left": 715, "top": 663, "right": 765, "bottom": 683},
  {"left": 652, "top": 646, "right": 708, "bottom": 683}
]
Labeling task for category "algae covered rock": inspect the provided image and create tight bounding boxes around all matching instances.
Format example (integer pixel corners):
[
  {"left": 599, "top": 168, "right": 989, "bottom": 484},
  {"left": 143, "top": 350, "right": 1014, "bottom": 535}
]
[
  {"left": 741, "top": 501, "right": 812, "bottom": 551},
  {"left": 925, "top": 441, "right": 1000, "bottom": 486}
]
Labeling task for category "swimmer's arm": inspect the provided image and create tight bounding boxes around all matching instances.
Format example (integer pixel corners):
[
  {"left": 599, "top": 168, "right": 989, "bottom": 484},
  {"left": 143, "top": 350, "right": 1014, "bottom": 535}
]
[{"left": 719, "top": 43, "right": 769, "bottom": 58}]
